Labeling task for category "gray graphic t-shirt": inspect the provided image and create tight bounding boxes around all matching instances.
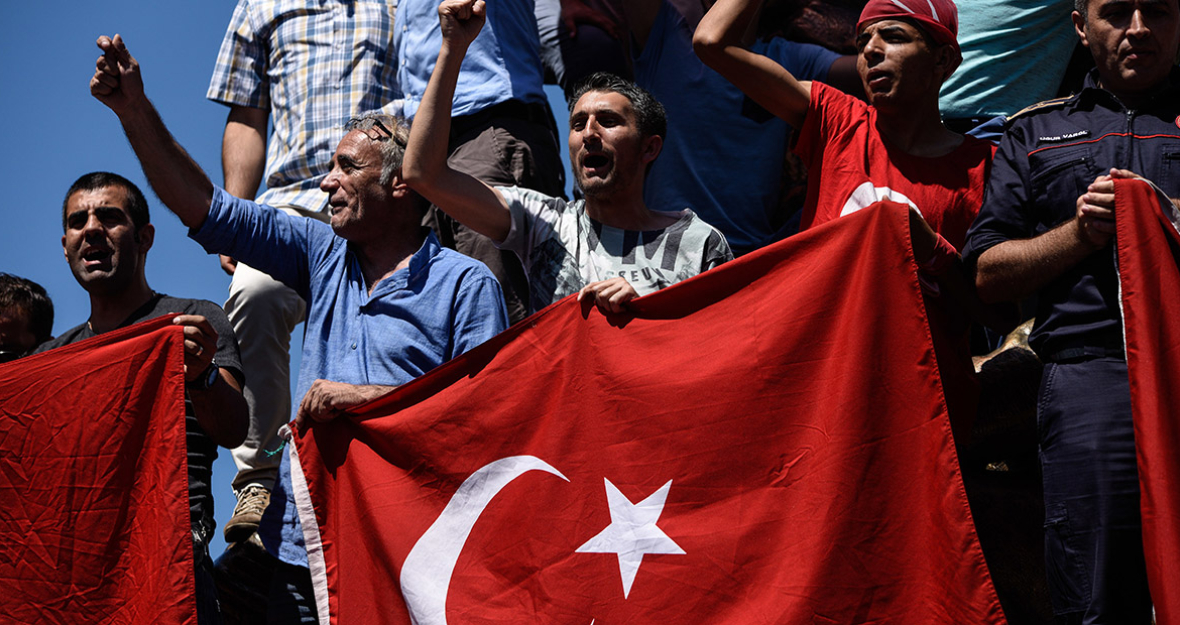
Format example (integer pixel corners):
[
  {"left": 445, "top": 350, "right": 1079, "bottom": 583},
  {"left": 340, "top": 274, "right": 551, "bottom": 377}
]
[{"left": 496, "top": 186, "right": 733, "bottom": 312}]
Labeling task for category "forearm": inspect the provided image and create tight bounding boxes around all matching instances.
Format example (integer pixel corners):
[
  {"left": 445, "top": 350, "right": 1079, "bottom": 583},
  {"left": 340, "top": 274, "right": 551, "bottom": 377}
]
[
  {"left": 402, "top": 37, "right": 512, "bottom": 241},
  {"left": 295, "top": 380, "right": 400, "bottom": 429},
  {"left": 117, "top": 100, "right": 215, "bottom": 229},
  {"left": 403, "top": 43, "right": 464, "bottom": 189},
  {"left": 189, "top": 370, "right": 249, "bottom": 448},
  {"left": 222, "top": 106, "right": 268, "bottom": 200},
  {"left": 974, "top": 218, "right": 1100, "bottom": 303},
  {"left": 339, "top": 384, "right": 397, "bottom": 405},
  {"left": 693, "top": 0, "right": 810, "bottom": 127}
]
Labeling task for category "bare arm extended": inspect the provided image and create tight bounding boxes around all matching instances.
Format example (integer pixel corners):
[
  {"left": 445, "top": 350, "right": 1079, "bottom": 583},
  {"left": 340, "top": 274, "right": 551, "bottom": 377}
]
[
  {"left": 89, "top": 34, "right": 215, "bottom": 230},
  {"left": 401, "top": 0, "right": 514, "bottom": 243},
  {"left": 975, "top": 170, "right": 1131, "bottom": 303},
  {"left": 693, "top": 0, "right": 812, "bottom": 128}
]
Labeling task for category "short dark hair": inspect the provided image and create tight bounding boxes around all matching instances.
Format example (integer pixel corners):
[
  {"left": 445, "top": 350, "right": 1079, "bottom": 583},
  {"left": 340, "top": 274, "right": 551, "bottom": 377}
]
[
  {"left": 62, "top": 172, "right": 150, "bottom": 233},
  {"left": 0, "top": 273, "right": 54, "bottom": 346},
  {"left": 569, "top": 73, "right": 668, "bottom": 141}
]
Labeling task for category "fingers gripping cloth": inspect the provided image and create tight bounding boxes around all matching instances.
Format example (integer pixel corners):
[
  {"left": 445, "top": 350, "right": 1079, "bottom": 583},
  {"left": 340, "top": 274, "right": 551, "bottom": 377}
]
[{"left": 919, "top": 232, "right": 959, "bottom": 276}]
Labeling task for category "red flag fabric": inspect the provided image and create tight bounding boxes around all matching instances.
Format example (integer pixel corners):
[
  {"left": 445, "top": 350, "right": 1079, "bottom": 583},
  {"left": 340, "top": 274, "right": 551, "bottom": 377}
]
[
  {"left": 293, "top": 203, "right": 1006, "bottom": 625},
  {"left": 1115, "top": 178, "right": 1180, "bottom": 624},
  {"left": 0, "top": 317, "right": 196, "bottom": 624}
]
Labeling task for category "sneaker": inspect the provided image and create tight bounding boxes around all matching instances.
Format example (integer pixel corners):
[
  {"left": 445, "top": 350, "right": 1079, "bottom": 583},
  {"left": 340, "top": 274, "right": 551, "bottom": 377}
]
[{"left": 224, "top": 484, "right": 270, "bottom": 543}]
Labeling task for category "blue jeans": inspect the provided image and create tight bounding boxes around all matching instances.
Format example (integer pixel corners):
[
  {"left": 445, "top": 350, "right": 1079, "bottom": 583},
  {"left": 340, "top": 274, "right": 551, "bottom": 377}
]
[{"left": 1037, "top": 358, "right": 1152, "bottom": 624}]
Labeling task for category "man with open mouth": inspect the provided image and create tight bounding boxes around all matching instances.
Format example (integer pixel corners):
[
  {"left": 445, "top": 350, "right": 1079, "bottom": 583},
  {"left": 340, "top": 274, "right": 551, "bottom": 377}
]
[
  {"left": 38, "top": 171, "right": 250, "bottom": 624},
  {"left": 695, "top": 0, "right": 1012, "bottom": 444},
  {"left": 404, "top": 0, "right": 733, "bottom": 317}
]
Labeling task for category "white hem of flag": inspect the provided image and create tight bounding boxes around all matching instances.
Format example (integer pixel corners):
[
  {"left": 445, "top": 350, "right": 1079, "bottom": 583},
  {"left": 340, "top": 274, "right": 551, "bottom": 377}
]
[{"left": 290, "top": 441, "right": 332, "bottom": 625}]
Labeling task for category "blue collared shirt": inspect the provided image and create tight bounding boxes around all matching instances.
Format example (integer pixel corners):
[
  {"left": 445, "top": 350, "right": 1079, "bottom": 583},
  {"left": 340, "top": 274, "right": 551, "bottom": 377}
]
[
  {"left": 191, "top": 187, "right": 508, "bottom": 564},
  {"left": 394, "top": 0, "right": 545, "bottom": 119}
]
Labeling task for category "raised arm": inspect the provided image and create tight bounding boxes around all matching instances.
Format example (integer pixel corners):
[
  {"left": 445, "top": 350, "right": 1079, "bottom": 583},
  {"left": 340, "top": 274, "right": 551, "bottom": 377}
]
[
  {"left": 89, "top": 34, "right": 215, "bottom": 230},
  {"left": 401, "top": 0, "right": 513, "bottom": 243},
  {"left": 693, "top": 0, "right": 812, "bottom": 128}
]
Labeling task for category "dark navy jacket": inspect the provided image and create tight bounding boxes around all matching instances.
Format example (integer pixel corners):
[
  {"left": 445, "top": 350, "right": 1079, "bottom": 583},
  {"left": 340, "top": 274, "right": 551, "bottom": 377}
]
[{"left": 963, "top": 70, "right": 1180, "bottom": 361}]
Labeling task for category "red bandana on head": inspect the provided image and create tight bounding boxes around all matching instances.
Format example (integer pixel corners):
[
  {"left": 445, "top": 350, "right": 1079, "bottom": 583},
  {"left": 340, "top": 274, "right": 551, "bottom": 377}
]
[{"left": 857, "top": 0, "right": 962, "bottom": 77}]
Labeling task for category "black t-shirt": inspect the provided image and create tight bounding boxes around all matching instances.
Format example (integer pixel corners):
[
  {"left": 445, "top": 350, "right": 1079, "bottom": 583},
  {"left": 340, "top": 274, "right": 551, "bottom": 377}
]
[{"left": 36, "top": 293, "right": 244, "bottom": 539}]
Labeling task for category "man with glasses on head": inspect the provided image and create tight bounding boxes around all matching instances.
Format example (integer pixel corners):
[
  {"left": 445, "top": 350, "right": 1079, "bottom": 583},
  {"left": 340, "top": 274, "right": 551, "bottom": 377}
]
[
  {"left": 89, "top": 35, "right": 509, "bottom": 621},
  {"left": 0, "top": 273, "right": 54, "bottom": 362},
  {"left": 206, "top": 0, "right": 403, "bottom": 543}
]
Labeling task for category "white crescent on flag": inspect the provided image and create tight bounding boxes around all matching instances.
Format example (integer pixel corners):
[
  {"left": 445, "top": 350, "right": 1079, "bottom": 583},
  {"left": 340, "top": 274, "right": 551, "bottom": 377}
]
[{"left": 399, "top": 456, "right": 568, "bottom": 625}]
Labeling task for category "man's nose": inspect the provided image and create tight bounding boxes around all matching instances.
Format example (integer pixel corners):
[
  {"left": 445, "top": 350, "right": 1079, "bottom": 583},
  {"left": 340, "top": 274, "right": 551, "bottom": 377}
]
[
  {"left": 321, "top": 170, "right": 338, "bottom": 192},
  {"left": 862, "top": 35, "right": 884, "bottom": 61},
  {"left": 1128, "top": 9, "right": 1149, "bottom": 36},
  {"left": 82, "top": 212, "right": 104, "bottom": 234},
  {"left": 581, "top": 119, "right": 602, "bottom": 143}
]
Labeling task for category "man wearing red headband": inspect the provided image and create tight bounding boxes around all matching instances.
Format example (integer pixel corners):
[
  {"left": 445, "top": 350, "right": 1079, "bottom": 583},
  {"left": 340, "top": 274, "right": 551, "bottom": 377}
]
[
  {"left": 695, "top": 0, "right": 989, "bottom": 250},
  {"left": 695, "top": 0, "right": 1007, "bottom": 442}
]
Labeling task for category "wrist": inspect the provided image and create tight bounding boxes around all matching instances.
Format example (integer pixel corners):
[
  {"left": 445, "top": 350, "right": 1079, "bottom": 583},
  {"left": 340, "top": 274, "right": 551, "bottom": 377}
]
[
  {"left": 438, "top": 41, "right": 471, "bottom": 65},
  {"left": 1071, "top": 217, "right": 1107, "bottom": 252},
  {"left": 186, "top": 360, "right": 220, "bottom": 391}
]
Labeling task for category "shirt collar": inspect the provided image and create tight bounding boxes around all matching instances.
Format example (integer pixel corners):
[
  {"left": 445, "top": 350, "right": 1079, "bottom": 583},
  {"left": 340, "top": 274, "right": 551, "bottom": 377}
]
[{"left": 407, "top": 229, "right": 441, "bottom": 281}]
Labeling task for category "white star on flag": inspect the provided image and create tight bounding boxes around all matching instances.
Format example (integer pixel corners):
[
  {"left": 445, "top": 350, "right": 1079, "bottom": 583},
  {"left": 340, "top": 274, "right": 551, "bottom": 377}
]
[{"left": 576, "top": 478, "right": 685, "bottom": 599}]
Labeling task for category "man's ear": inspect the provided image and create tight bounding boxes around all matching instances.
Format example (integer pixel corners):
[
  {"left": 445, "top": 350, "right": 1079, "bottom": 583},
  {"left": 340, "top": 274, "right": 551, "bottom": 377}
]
[
  {"left": 641, "top": 134, "right": 663, "bottom": 166},
  {"left": 136, "top": 223, "right": 155, "bottom": 253},
  {"left": 388, "top": 172, "right": 411, "bottom": 198},
  {"left": 62, "top": 235, "right": 67, "bottom": 260},
  {"left": 1072, "top": 10, "right": 1089, "bottom": 48},
  {"left": 932, "top": 44, "right": 958, "bottom": 83}
]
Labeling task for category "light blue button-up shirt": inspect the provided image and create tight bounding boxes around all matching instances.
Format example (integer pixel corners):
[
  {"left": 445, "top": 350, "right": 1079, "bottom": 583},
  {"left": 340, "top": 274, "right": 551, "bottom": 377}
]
[
  {"left": 394, "top": 0, "right": 546, "bottom": 119},
  {"left": 191, "top": 187, "right": 508, "bottom": 565}
]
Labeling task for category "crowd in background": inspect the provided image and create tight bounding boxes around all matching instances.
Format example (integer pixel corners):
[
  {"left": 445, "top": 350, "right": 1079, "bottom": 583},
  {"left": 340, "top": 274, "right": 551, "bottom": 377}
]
[{"left": 2, "top": 0, "right": 1175, "bottom": 622}]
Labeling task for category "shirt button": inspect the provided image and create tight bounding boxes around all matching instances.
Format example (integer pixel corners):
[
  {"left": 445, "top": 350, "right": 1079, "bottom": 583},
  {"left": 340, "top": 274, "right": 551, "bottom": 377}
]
[{"left": 351, "top": 342, "right": 358, "bottom": 350}]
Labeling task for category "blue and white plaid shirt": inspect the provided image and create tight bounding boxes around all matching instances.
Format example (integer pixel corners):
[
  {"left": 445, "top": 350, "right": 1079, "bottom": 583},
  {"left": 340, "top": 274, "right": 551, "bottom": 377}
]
[{"left": 208, "top": 0, "right": 403, "bottom": 212}]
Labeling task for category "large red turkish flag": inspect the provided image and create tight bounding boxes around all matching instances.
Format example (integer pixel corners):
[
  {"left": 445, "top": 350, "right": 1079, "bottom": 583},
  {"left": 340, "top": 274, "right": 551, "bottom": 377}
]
[
  {"left": 292, "top": 203, "right": 1006, "bottom": 625},
  {"left": 0, "top": 316, "right": 195, "bottom": 624},
  {"left": 1116, "top": 178, "right": 1180, "bottom": 625}
]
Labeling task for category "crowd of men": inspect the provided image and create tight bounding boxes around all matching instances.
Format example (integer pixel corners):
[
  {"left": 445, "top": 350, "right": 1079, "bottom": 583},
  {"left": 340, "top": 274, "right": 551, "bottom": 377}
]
[{"left": 2, "top": 0, "right": 1176, "bottom": 622}]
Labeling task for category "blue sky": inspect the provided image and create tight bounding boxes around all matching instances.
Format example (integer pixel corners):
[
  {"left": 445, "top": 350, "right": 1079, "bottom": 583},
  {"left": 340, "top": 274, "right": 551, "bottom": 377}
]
[{"left": 1, "top": 1, "right": 573, "bottom": 558}]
